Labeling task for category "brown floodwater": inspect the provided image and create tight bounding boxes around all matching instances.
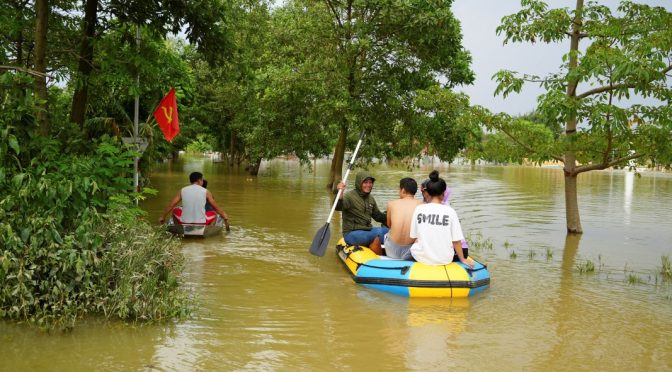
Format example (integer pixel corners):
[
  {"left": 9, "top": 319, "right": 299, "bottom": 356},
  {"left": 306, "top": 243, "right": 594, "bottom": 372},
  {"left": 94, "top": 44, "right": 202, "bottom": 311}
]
[{"left": 3, "top": 157, "right": 672, "bottom": 370}]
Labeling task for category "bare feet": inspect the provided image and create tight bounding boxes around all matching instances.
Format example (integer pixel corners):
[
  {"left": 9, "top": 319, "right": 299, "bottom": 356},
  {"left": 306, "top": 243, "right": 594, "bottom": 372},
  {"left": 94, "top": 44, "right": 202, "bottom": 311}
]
[{"left": 369, "top": 237, "right": 383, "bottom": 255}]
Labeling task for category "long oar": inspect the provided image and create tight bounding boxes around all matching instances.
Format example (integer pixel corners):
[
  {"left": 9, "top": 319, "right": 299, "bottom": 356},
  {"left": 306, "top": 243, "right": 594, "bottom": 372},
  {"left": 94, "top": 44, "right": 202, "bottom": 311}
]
[{"left": 309, "top": 130, "right": 365, "bottom": 257}]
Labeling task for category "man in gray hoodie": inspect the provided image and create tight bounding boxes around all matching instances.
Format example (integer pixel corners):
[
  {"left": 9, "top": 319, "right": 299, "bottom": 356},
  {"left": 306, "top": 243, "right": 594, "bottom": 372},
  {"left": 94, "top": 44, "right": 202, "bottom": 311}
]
[{"left": 335, "top": 171, "right": 388, "bottom": 254}]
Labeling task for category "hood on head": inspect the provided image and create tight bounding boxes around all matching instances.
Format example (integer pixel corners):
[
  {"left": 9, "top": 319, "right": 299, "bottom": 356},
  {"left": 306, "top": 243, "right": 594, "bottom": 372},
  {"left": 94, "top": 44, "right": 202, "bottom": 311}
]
[{"left": 355, "top": 171, "right": 375, "bottom": 194}]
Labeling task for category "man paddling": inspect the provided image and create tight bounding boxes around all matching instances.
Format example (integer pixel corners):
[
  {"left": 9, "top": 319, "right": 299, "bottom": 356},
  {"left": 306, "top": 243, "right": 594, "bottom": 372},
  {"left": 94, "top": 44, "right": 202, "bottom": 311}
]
[
  {"left": 159, "top": 172, "right": 230, "bottom": 231},
  {"left": 335, "top": 171, "right": 388, "bottom": 254}
]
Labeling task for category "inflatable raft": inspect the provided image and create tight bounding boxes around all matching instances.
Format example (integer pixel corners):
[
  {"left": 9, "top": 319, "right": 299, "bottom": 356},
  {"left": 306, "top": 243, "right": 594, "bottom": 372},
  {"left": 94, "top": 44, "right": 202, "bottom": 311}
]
[
  {"left": 167, "top": 207, "right": 224, "bottom": 237},
  {"left": 336, "top": 239, "right": 490, "bottom": 298}
]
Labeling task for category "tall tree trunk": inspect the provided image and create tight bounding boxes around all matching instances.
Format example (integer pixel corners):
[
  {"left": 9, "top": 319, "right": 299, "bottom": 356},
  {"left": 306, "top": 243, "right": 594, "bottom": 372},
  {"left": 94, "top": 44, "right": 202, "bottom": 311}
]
[
  {"left": 327, "top": 124, "right": 347, "bottom": 190},
  {"left": 69, "top": 0, "right": 98, "bottom": 129},
  {"left": 564, "top": 170, "right": 582, "bottom": 233},
  {"left": 562, "top": 0, "right": 584, "bottom": 234},
  {"left": 34, "top": 0, "right": 49, "bottom": 135},
  {"left": 248, "top": 158, "right": 262, "bottom": 176},
  {"left": 229, "top": 130, "right": 236, "bottom": 167},
  {"left": 327, "top": 0, "right": 356, "bottom": 190},
  {"left": 12, "top": 2, "right": 25, "bottom": 100},
  {"left": 15, "top": 2, "right": 24, "bottom": 68},
  {"left": 327, "top": 60, "right": 357, "bottom": 190}
]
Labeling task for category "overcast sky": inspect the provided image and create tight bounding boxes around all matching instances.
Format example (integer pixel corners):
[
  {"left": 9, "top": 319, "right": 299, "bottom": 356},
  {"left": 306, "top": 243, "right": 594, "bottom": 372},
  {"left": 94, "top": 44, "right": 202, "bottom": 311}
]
[{"left": 451, "top": 0, "right": 671, "bottom": 115}]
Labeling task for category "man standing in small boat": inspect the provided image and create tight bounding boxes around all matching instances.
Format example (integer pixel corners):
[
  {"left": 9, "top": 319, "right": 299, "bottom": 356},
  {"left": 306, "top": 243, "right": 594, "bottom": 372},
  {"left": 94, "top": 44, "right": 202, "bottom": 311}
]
[
  {"left": 384, "top": 178, "right": 423, "bottom": 259},
  {"left": 159, "top": 172, "right": 230, "bottom": 231},
  {"left": 335, "top": 171, "right": 387, "bottom": 254}
]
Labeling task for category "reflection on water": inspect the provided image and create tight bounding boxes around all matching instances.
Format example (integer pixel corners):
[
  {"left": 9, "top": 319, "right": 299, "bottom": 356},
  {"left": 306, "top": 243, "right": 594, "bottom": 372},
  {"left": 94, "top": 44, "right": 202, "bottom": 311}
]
[
  {"left": 2, "top": 158, "right": 672, "bottom": 370},
  {"left": 540, "top": 233, "right": 672, "bottom": 371},
  {"left": 624, "top": 171, "right": 634, "bottom": 225},
  {"left": 402, "top": 298, "right": 470, "bottom": 370}
]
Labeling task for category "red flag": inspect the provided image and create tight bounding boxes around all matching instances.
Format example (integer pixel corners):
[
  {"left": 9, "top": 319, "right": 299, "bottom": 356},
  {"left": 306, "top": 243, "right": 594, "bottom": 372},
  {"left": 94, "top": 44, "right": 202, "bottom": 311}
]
[{"left": 154, "top": 87, "right": 180, "bottom": 142}]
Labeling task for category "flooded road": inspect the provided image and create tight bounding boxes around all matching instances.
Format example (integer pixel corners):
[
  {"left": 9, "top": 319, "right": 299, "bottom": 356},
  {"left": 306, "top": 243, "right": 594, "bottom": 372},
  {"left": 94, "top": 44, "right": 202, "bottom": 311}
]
[{"left": 3, "top": 157, "right": 671, "bottom": 370}]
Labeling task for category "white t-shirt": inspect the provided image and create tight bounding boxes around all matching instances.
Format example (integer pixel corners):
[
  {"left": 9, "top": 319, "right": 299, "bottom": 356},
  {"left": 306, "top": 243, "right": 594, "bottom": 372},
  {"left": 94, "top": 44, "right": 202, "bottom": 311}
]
[
  {"left": 409, "top": 203, "right": 464, "bottom": 265},
  {"left": 180, "top": 184, "right": 207, "bottom": 223}
]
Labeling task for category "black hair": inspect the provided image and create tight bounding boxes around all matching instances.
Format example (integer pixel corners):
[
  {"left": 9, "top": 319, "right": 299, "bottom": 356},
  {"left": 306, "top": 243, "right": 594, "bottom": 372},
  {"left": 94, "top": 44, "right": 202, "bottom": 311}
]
[
  {"left": 202, "top": 179, "right": 208, "bottom": 189},
  {"left": 189, "top": 172, "right": 203, "bottom": 184},
  {"left": 399, "top": 177, "right": 418, "bottom": 195},
  {"left": 425, "top": 170, "right": 447, "bottom": 197}
]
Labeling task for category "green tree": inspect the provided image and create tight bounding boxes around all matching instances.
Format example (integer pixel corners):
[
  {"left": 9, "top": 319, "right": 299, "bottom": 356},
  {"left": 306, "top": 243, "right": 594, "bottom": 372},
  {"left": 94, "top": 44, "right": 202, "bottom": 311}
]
[
  {"left": 179, "top": 1, "right": 475, "bottom": 177},
  {"left": 183, "top": 1, "right": 330, "bottom": 175},
  {"left": 0, "top": 1, "right": 32, "bottom": 69},
  {"left": 239, "top": 1, "right": 335, "bottom": 174},
  {"left": 260, "top": 0, "right": 474, "bottom": 187},
  {"left": 1, "top": 0, "right": 80, "bottom": 134},
  {"left": 68, "top": 0, "right": 232, "bottom": 131},
  {"left": 492, "top": 0, "right": 672, "bottom": 233},
  {"left": 181, "top": 8, "right": 254, "bottom": 170},
  {"left": 323, "top": 0, "right": 475, "bottom": 188},
  {"left": 33, "top": 0, "right": 49, "bottom": 134},
  {"left": 412, "top": 86, "right": 483, "bottom": 164}
]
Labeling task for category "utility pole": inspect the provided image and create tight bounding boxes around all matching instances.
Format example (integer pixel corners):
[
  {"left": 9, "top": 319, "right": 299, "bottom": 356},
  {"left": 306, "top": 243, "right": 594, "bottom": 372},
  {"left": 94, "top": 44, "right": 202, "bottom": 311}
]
[{"left": 123, "top": 25, "right": 148, "bottom": 202}]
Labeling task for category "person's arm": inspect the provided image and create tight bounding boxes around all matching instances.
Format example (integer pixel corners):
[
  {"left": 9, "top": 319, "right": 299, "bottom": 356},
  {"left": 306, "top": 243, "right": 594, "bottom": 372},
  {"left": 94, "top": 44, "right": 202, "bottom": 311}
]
[
  {"left": 449, "top": 210, "right": 472, "bottom": 267},
  {"left": 159, "top": 192, "right": 181, "bottom": 224},
  {"left": 386, "top": 201, "right": 393, "bottom": 228},
  {"left": 409, "top": 209, "right": 418, "bottom": 243},
  {"left": 453, "top": 240, "right": 473, "bottom": 267},
  {"left": 206, "top": 191, "right": 230, "bottom": 231},
  {"left": 371, "top": 200, "right": 387, "bottom": 225},
  {"left": 335, "top": 182, "right": 347, "bottom": 211}
]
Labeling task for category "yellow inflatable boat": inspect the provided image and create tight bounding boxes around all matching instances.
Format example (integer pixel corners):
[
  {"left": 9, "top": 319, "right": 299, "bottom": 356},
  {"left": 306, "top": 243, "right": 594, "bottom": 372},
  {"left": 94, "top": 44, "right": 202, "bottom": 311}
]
[{"left": 336, "top": 239, "right": 490, "bottom": 298}]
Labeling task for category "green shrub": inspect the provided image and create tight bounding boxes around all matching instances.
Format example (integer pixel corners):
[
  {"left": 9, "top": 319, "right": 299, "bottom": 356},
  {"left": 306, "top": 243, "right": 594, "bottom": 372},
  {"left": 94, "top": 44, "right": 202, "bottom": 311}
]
[
  {"left": 185, "top": 134, "right": 214, "bottom": 154},
  {"left": 0, "top": 137, "right": 190, "bottom": 329}
]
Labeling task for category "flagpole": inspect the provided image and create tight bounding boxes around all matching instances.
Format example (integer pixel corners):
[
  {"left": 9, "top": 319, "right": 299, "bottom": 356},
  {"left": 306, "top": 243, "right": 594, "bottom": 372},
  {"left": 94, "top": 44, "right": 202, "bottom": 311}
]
[{"left": 133, "top": 25, "right": 140, "bottom": 203}]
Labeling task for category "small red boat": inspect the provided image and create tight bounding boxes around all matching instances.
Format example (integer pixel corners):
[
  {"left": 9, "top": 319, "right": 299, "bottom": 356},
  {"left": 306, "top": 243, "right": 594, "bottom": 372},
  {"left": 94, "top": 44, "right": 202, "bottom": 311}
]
[{"left": 166, "top": 207, "right": 224, "bottom": 237}]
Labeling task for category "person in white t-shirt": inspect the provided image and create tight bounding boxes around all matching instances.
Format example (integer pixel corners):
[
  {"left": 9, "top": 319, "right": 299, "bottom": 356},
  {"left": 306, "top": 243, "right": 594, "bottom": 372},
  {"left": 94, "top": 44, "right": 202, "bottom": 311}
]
[
  {"left": 410, "top": 171, "right": 473, "bottom": 267},
  {"left": 420, "top": 175, "right": 470, "bottom": 256},
  {"left": 159, "top": 172, "right": 230, "bottom": 231}
]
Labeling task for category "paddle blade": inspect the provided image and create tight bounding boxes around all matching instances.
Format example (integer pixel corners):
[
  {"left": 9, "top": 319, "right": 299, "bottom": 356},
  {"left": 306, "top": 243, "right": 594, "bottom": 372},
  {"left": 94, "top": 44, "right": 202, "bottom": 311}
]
[{"left": 309, "top": 223, "right": 331, "bottom": 257}]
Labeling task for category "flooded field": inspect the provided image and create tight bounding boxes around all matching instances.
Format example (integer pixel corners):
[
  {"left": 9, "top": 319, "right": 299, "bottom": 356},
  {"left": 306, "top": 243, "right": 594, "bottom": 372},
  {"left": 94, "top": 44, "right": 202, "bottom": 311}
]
[{"left": 3, "top": 158, "right": 671, "bottom": 370}]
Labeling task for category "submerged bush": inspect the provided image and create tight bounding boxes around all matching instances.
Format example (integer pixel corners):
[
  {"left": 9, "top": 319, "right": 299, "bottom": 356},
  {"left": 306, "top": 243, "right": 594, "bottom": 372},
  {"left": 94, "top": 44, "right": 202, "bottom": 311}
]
[
  {"left": 576, "top": 259, "right": 596, "bottom": 274},
  {"left": 661, "top": 255, "right": 672, "bottom": 281},
  {"left": 93, "top": 201, "right": 190, "bottom": 323},
  {"left": 0, "top": 137, "right": 190, "bottom": 329}
]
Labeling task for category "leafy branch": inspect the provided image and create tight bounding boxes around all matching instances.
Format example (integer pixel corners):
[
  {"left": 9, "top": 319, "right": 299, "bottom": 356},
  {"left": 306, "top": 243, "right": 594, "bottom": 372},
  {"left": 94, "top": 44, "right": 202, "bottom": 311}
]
[
  {"left": 0, "top": 65, "right": 52, "bottom": 78},
  {"left": 577, "top": 64, "right": 672, "bottom": 98}
]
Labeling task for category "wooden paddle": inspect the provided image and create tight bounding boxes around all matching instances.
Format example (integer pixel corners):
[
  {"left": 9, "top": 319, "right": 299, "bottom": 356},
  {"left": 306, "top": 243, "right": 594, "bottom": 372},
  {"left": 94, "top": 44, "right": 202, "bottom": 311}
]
[{"left": 309, "top": 130, "right": 365, "bottom": 257}]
